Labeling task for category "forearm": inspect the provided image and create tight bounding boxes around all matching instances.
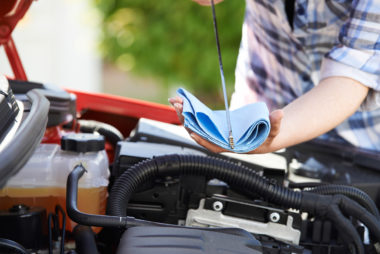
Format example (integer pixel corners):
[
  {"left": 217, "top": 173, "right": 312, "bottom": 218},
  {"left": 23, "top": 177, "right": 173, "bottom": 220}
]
[{"left": 268, "top": 76, "right": 369, "bottom": 151}]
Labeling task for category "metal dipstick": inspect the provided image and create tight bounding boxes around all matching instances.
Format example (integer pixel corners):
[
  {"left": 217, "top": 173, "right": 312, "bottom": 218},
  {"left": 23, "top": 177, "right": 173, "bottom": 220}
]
[{"left": 210, "top": 0, "right": 234, "bottom": 149}]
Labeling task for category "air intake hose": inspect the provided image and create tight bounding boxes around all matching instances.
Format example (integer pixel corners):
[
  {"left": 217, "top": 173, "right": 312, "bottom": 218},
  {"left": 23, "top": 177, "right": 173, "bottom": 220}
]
[{"left": 108, "top": 154, "right": 302, "bottom": 217}]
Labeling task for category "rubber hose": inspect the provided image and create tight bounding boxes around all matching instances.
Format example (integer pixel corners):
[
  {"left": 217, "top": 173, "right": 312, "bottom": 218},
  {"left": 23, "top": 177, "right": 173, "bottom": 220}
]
[
  {"left": 339, "top": 195, "right": 380, "bottom": 242},
  {"left": 107, "top": 154, "right": 302, "bottom": 217},
  {"left": 78, "top": 120, "right": 123, "bottom": 146},
  {"left": 48, "top": 213, "right": 54, "bottom": 254},
  {"left": 66, "top": 164, "right": 127, "bottom": 228},
  {"left": 55, "top": 205, "right": 66, "bottom": 254},
  {"left": 73, "top": 225, "right": 99, "bottom": 254},
  {"left": 309, "top": 184, "right": 380, "bottom": 219},
  {"left": 329, "top": 204, "right": 364, "bottom": 254}
]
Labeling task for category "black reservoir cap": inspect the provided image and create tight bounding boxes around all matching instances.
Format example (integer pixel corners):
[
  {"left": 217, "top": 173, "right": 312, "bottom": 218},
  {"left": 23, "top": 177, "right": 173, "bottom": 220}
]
[{"left": 61, "top": 133, "right": 105, "bottom": 153}]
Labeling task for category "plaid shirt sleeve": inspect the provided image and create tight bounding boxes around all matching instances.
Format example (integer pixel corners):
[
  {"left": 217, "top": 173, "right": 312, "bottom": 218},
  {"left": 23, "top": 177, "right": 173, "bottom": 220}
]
[{"left": 323, "top": 0, "right": 380, "bottom": 92}]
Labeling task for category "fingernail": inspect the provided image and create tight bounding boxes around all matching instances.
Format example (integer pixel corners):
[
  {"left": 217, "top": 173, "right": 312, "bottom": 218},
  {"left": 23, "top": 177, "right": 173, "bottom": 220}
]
[
  {"left": 190, "top": 133, "right": 197, "bottom": 140},
  {"left": 174, "top": 103, "right": 181, "bottom": 109}
]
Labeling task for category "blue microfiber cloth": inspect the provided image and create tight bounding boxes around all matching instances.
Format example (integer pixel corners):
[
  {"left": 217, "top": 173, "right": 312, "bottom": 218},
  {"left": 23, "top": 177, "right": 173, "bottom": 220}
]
[{"left": 177, "top": 88, "right": 271, "bottom": 153}]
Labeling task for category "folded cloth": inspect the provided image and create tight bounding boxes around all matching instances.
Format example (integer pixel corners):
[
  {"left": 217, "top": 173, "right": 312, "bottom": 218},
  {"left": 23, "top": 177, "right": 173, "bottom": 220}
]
[{"left": 177, "top": 88, "right": 271, "bottom": 153}]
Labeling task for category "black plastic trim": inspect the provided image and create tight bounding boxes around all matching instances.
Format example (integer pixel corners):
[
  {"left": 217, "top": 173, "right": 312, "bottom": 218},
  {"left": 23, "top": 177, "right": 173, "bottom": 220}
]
[{"left": 9, "top": 79, "right": 76, "bottom": 127}]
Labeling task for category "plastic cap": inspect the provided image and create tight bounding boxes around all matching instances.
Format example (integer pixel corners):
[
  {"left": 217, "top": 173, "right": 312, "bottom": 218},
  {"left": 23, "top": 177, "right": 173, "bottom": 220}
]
[{"left": 61, "top": 133, "right": 105, "bottom": 153}]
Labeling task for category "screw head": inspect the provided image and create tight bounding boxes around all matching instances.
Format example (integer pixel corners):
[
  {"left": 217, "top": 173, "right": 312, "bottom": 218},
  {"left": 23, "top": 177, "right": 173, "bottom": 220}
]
[
  {"left": 269, "top": 212, "right": 280, "bottom": 223},
  {"left": 212, "top": 201, "right": 224, "bottom": 212}
]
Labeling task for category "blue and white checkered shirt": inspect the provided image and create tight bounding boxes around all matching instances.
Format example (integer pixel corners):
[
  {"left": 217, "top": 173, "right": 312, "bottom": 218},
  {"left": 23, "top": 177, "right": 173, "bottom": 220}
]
[{"left": 230, "top": 0, "right": 380, "bottom": 151}]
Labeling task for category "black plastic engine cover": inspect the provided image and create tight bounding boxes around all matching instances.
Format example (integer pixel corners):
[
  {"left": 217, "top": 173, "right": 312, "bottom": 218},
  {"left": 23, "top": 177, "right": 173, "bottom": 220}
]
[{"left": 117, "top": 226, "right": 263, "bottom": 254}]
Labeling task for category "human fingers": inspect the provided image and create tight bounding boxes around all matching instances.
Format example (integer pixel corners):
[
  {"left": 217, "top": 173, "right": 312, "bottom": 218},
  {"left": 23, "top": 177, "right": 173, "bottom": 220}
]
[
  {"left": 168, "top": 96, "right": 184, "bottom": 123},
  {"left": 173, "top": 102, "right": 184, "bottom": 124},
  {"left": 168, "top": 96, "right": 183, "bottom": 105},
  {"left": 247, "top": 110, "right": 283, "bottom": 154},
  {"left": 268, "top": 109, "right": 283, "bottom": 138},
  {"left": 191, "top": 0, "right": 224, "bottom": 6},
  {"left": 190, "top": 132, "right": 227, "bottom": 153}
]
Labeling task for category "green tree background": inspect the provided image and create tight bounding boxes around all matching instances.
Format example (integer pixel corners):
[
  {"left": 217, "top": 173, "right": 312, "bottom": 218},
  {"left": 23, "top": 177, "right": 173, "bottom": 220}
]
[{"left": 94, "top": 0, "right": 245, "bottom": 106}]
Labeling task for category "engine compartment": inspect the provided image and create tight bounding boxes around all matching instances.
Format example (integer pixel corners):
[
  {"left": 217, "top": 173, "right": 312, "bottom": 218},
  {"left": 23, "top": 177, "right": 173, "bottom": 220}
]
[
  {"left": 2, "top": 1, "right": 380, "bottom": 253},
  {"left": 1, "top": 79, "right": 380, "bottom": 254}
]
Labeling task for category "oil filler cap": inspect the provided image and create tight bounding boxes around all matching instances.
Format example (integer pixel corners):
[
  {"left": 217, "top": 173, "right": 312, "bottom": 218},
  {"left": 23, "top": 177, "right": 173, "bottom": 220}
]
[{"left": 61, "top": 133, "right": 105, "bottom": 153}]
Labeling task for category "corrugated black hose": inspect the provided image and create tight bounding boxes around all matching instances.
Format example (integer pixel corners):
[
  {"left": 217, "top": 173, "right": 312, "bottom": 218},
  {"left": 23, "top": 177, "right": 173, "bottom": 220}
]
[
  {"left": 107, "top": 154, "right": 302, "bottom": 216},
  {"left": 308, "top": 184, "right": 380, "bottom": 219},
  {"left": 301, "top": 192, "right": 380, "bottom": 254}
]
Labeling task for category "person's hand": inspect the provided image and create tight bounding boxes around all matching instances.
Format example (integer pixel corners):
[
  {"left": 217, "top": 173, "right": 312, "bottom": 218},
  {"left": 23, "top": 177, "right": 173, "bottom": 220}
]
[
  {"left": 191, "top": 0, "right": 224, "bottom": 6},
  {"left": 169, "top": 96, "right": 284, "bottom": 154},
  {"left": 249, "top": 110, "right": 283, "bottom": 154}
]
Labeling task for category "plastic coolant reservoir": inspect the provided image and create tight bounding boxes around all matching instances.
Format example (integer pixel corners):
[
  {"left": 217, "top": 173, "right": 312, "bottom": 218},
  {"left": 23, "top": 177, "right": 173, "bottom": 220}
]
[{"left": 0, "top": 134, "right": 109, "bottom": 231}]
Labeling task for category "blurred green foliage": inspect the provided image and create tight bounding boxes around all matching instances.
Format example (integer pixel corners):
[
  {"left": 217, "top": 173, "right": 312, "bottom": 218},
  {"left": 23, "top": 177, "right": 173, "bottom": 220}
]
[{"left": 94, "top": 0, "right": 245, "bottom": 104}]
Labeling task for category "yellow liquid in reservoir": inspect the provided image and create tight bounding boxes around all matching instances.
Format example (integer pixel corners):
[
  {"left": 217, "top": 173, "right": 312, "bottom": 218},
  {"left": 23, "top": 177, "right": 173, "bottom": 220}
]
[{"left": 0, "top": 186, "right": 107, "bottom": 232}]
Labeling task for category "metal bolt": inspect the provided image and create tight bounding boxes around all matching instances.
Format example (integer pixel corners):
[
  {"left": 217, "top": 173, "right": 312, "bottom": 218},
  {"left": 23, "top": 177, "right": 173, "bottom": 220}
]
[
  {"left": 269, "top": 212, "right": 280, "bottom": 223},
  {"left": 212, "top": 201, "right": 223, "bottom": 212}
]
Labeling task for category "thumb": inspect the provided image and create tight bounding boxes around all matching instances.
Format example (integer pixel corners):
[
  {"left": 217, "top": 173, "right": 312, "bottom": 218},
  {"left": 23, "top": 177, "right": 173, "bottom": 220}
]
[{"left": 268, "top": 109, "right": 283, "bottom": 138}]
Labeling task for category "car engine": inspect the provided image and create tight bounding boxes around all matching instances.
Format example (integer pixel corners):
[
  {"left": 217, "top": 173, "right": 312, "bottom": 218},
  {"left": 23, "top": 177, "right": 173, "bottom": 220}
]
[{"left": 1, "top": 77, "right": 380, "bottom": 254}]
